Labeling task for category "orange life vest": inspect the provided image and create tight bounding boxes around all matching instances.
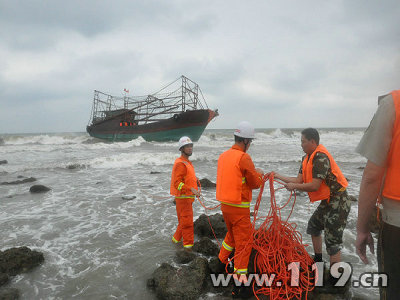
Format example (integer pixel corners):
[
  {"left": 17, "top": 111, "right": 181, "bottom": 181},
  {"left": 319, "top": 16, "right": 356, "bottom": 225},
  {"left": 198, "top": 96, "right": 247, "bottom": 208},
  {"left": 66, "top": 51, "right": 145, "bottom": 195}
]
[
  {"left": 216, "top": 148, "right": 250, "bottom": 207},
  {"left": 170, "top": 157, "right": 197, "bottom": 198},
  {"left": 383, "top": 90, "right": 400, "bottom": 200},
  {"left": 302, "top": 144, "right": 348, "bottom": 203}
]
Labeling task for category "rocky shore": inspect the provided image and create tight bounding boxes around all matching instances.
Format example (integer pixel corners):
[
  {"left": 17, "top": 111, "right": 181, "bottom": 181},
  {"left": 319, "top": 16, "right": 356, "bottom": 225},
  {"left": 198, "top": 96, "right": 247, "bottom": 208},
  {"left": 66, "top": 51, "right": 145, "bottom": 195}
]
[{"left": 0, "top": 247, "right": 45, "bottom": 300}]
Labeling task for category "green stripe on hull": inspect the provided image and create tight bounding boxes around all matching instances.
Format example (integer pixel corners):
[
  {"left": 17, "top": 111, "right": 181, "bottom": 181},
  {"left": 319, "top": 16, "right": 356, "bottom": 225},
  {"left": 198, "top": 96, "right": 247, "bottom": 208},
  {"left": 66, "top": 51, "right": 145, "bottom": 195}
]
[{"left": 89, "top": 125, "right": 207, "bottom": 142}]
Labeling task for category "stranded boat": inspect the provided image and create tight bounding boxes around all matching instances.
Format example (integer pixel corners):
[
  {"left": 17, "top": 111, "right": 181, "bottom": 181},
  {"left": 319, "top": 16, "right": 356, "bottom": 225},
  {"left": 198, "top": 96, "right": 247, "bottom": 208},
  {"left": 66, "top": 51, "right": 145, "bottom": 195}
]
[{"left": 86, "top": 76, "right": 218, "bottom": 142}]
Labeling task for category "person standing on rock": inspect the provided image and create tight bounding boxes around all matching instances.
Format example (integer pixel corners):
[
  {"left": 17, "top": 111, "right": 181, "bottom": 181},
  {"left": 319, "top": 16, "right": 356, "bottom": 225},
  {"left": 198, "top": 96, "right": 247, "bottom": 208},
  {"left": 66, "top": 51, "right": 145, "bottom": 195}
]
[
  {"left": 274, "top": 128, "right": 351, "bottom": 267},
  {"left": 355, "top": 90, "right": 400, "bottom": 299},
  {"left": 170, "top": 136, "right": 200, "bottom": 250},
  {"left": 216, "top": 121, "right": 263, "bottom": 296}
]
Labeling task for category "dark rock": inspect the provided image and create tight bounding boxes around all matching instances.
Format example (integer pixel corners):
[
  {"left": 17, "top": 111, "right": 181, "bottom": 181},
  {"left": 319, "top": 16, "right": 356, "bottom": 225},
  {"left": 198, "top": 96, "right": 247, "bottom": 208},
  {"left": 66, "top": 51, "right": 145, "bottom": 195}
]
[
  {"left": 208, "top": 257, "right": 226, "bottom": 274},
  {"left": 29, "top": 185, "right": 51, "bottom": 193},
  {"left": 199, "top": 178, "right": 216, "bottom": 188},
  {"left": 0, "top": 288, "right": 19, "bottom": 300},
  {"left": 194, "top": 214, "right": 227, "bottom": 239},
  {"left": 66, "top": 164, "right": 85, "bottom": 170},
  {"left": 17, "top": 176, "right": 24, "bottom": 179},
  {"left": 0, "top": 247, "right": 44, "bottom": 277},
  {"left": 0, "top": 273, "right": 9, "bottom": 286},
  {"left": 357, "top": 166, "right": 365, "bottom": 170},
  {"left": 193, "top": 237, "right": 219, "bottom": 256},
  {"left": 175, "top": 249, "right": 197, "bottom": 264},
  {"left": 150, "top": 171, "right": 161, "bottom": 174},
  {"left": 0, "top": 160, "right": 7, "bottom": 165},
  {"left": 1, "top": 177, "right": 37, "bottom": 185},
  {"left": 148, "top": 257, "right": 209, "bottom": 300},
  {"left": 122, "top": 195, "right": 136, "bottom": 200},
  {"left": 348, "top": 195, "right": 357, "bottom": 202},
  {"left": 0, "top": 138, "right": 4, "bottom": 146}
]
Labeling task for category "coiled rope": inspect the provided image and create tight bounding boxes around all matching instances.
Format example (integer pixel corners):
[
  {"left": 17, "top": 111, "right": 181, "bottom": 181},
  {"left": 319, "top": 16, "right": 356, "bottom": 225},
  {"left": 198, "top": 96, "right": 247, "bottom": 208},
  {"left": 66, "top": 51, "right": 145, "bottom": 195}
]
[{"left": 197, "top": 173, "right": 316, "bottom": 299}]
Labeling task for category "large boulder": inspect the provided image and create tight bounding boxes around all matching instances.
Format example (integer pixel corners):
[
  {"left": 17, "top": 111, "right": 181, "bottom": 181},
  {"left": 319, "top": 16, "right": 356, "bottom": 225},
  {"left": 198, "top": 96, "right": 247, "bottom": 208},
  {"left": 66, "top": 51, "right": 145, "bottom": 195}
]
[
  {"left": 0, "top": 288, "right": 19, "bottom": 300},
  {"left": 0, "top": 247, "right": 44, "bottom": 277},
  {"left": 199, "top": 178, "right": 216, "bottom": 189},
  {"left": 148, "top": 257, "right": 209, "bottom": 300},
  {"left": 175, "top": 249, "right": 197, "bottom": 264},
  {"left": 0, "top": 273, "right": 9, "bottom": 286},
  {"left": 193, "top": 237, "right": 219, "bottom": 257},
  {"left": 29, "top": 185, "right": 51, "bottom": 193},
  {"left": 194, "top": 214, "right": 227, "bottom": 239}
]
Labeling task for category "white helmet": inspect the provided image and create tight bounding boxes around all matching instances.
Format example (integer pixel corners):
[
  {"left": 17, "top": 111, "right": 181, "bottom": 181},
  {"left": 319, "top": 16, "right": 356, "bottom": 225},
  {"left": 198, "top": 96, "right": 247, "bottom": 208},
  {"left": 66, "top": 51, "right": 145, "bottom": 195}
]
[
  {"left": 234, "top": 121, "right": 255, "bottom": 139},
  {"left": 178, "top": 136, "right": 193, "bottom": 150}
]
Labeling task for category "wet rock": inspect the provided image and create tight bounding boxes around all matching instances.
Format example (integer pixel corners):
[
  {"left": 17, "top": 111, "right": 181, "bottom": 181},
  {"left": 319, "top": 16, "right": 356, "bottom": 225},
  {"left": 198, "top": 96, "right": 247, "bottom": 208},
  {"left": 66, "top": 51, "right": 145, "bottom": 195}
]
[
  {"left": 0, "top": 273, "right": 9, "bottom": 286},
  {"left": 194, "top": 214, "right": 227, "bottom": 239},
  {"left": 29, "top": 185, "right": 51, "bottom": 193},
  {"left": 357, "top": 166, "right": 365, "bottom": 170},
  {"left": 0, "top": 247, "right": 44, "bottom": 277},
  {"left": 193, "top": 237, "right": 219, "bottom": 257},
  {"left": 208, "top": 257, "right": 226, "bottom": 274},
  {"left": 199, "top": 178, "right": 216, "bottom": 188},
  {"left": 0, "top": 160, "right": 7, "bottom": 165},
  {"left": 148, "top": 257, "right": 209, "bottom": 300},
  {"left": 66, "top": 164, "right": 86, "bottom": 170},
  {"left": 1, "top": 177, "right": 37, "bottom": 185},
  {"left": 0, "top": 288, "right": 19, "bottom": 300},
  {"left": 348, "top": 195, "right": 357, "bottom": 202},
  {"left": 122, "top": 195, "right": 137, "bottom": 200},
  {"left": 150, "top": 171, "right": 161, "bottom": 174},
  {"left": 0, "top": 138, "right": 4, "bottom": 146},
  {"left": 175, "top": 249, "right": 197, "bottom": 264}
]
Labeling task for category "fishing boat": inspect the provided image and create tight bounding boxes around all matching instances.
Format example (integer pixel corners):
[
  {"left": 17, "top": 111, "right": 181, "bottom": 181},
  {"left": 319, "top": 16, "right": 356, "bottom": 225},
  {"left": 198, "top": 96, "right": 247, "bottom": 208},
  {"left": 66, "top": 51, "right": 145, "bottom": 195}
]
[{"left": 86, "top": 76, "right": 218, "bottom": 142}]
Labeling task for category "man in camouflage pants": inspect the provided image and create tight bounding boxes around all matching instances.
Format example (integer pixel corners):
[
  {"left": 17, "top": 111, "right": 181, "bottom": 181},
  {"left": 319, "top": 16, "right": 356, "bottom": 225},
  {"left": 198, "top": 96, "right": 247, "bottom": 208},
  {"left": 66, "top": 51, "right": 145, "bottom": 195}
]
[{"left": 275, "top": 128, "right": 351, "bottom": 266}]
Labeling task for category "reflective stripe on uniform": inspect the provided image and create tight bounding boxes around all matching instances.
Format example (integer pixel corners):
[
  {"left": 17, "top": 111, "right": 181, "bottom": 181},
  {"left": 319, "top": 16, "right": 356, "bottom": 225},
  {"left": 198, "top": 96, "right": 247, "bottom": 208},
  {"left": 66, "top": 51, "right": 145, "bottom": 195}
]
[
  {"left": 220, "top": 201, "right": 250, "bottom": 208},
  {"left": 177, "top": 182, "right": 184, "bottom": 191},
  {"left": 222, "top": 240, "right": 234, "bottom": 252},
  {"left": 242, "top": 177, "right": 246, "bottom": 184},
  {"left": 172, "top": 236, "right": 180, "bottom": 243},
  {"left": 234, "top": 268, "right": 248, "bottom": 274},
  {"left": 175, "top": 195, "right": 195, "bottom": 199},
  {"left": 183, "top": 244, "right": 193, "bottom": 248}
]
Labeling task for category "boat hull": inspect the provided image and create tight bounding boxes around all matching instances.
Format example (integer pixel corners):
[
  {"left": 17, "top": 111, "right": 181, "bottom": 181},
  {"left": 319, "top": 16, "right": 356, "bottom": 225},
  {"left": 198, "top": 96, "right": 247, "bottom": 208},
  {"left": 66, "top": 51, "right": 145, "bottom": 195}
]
[{"left": 86, "top": 109, "right": 216, "bottom": 142}]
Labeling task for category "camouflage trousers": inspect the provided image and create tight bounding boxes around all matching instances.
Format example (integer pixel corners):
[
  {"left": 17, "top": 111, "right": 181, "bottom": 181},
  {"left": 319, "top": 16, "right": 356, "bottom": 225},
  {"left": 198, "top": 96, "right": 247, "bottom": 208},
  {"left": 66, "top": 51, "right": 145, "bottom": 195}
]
[{"left": 306, "top": 191, "right": 351, "bottom": 255}]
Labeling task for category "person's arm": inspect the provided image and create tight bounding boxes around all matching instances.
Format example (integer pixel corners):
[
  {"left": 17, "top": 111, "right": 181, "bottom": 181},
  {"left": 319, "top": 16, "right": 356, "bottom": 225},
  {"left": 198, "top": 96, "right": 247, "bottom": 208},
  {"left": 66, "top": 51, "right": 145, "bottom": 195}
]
[
  {"left": 241, "top": 154, "right": 263, "bottom": 189},
  {"left": 173, "top": 162, "right": 190, "bottom": 195},
  {"left": 286, "top": 178, "right": 322, "bottom": 192},
  {"left": 355, "top": 160, "right": 385, "bottom": 264},
  {"left": 274, "top": 172, "right": 303, "bottom": 184}
]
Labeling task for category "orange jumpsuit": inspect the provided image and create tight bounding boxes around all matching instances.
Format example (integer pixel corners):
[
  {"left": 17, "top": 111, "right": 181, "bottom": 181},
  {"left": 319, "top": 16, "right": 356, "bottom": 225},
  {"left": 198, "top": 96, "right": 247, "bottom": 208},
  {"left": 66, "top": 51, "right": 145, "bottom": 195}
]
[
  {"left": 170, "top": 156, "right": 197, "bottom": 248},
  {"left": 216, "top": 144, "right": 263, "bottom": 274}
]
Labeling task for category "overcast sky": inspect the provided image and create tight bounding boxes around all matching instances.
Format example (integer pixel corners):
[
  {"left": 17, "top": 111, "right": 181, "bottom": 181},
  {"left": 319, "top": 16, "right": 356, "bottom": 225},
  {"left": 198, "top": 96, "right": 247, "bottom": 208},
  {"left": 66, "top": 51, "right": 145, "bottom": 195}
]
[{"left": 1, "top": 0, "right": 399, "bottom": 134}]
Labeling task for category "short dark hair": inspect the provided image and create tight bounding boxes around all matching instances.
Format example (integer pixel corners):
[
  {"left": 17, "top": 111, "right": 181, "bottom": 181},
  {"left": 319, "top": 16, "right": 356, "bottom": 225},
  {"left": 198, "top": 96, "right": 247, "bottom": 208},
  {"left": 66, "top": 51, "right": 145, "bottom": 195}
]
[
  {"left": 234, "top": 135, "right": 253, "bottom": 143},
  {"left": 234, "top": 135, "right": 244, "bottom": 143},
  {"left": 301, "top": 128, "right": 319, "bottom": 144}
]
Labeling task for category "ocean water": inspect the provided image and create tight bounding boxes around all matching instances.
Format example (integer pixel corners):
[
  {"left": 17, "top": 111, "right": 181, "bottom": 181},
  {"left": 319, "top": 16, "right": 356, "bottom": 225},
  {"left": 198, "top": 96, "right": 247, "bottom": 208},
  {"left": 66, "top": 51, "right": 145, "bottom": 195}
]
[{"left": 0, "top": 128, "right": 378, "bottom": 299}]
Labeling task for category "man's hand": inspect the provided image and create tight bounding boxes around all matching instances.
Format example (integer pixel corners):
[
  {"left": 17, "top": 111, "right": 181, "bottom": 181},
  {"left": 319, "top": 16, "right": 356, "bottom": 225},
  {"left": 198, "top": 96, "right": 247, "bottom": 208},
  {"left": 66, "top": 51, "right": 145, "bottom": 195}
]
[
  {"left": 285, "top": 182, "right": 297, "bottom": 191},
  {"left": 191, "top": 187, "right": 200, "bottom": 197},
  {"left": 355, "top": 231, "right": 375, "bottom": 264}
]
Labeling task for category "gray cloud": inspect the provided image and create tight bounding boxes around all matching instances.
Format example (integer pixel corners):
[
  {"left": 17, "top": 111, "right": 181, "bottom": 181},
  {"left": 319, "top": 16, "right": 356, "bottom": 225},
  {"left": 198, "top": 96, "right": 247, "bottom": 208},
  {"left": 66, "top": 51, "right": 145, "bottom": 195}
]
[{"left": 1, "top": 0, "right": 400, "bottom": 133}]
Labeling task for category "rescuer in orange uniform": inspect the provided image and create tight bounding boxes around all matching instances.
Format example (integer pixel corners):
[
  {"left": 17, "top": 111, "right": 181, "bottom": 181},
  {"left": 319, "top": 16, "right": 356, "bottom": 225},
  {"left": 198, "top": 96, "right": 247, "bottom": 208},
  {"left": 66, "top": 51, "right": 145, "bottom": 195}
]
[
  {"left": 216, "top": 121, "right": 263, "bottom": 296},
  {"left": 170, "top": 136, "right": 200, "bottom": 250}
]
